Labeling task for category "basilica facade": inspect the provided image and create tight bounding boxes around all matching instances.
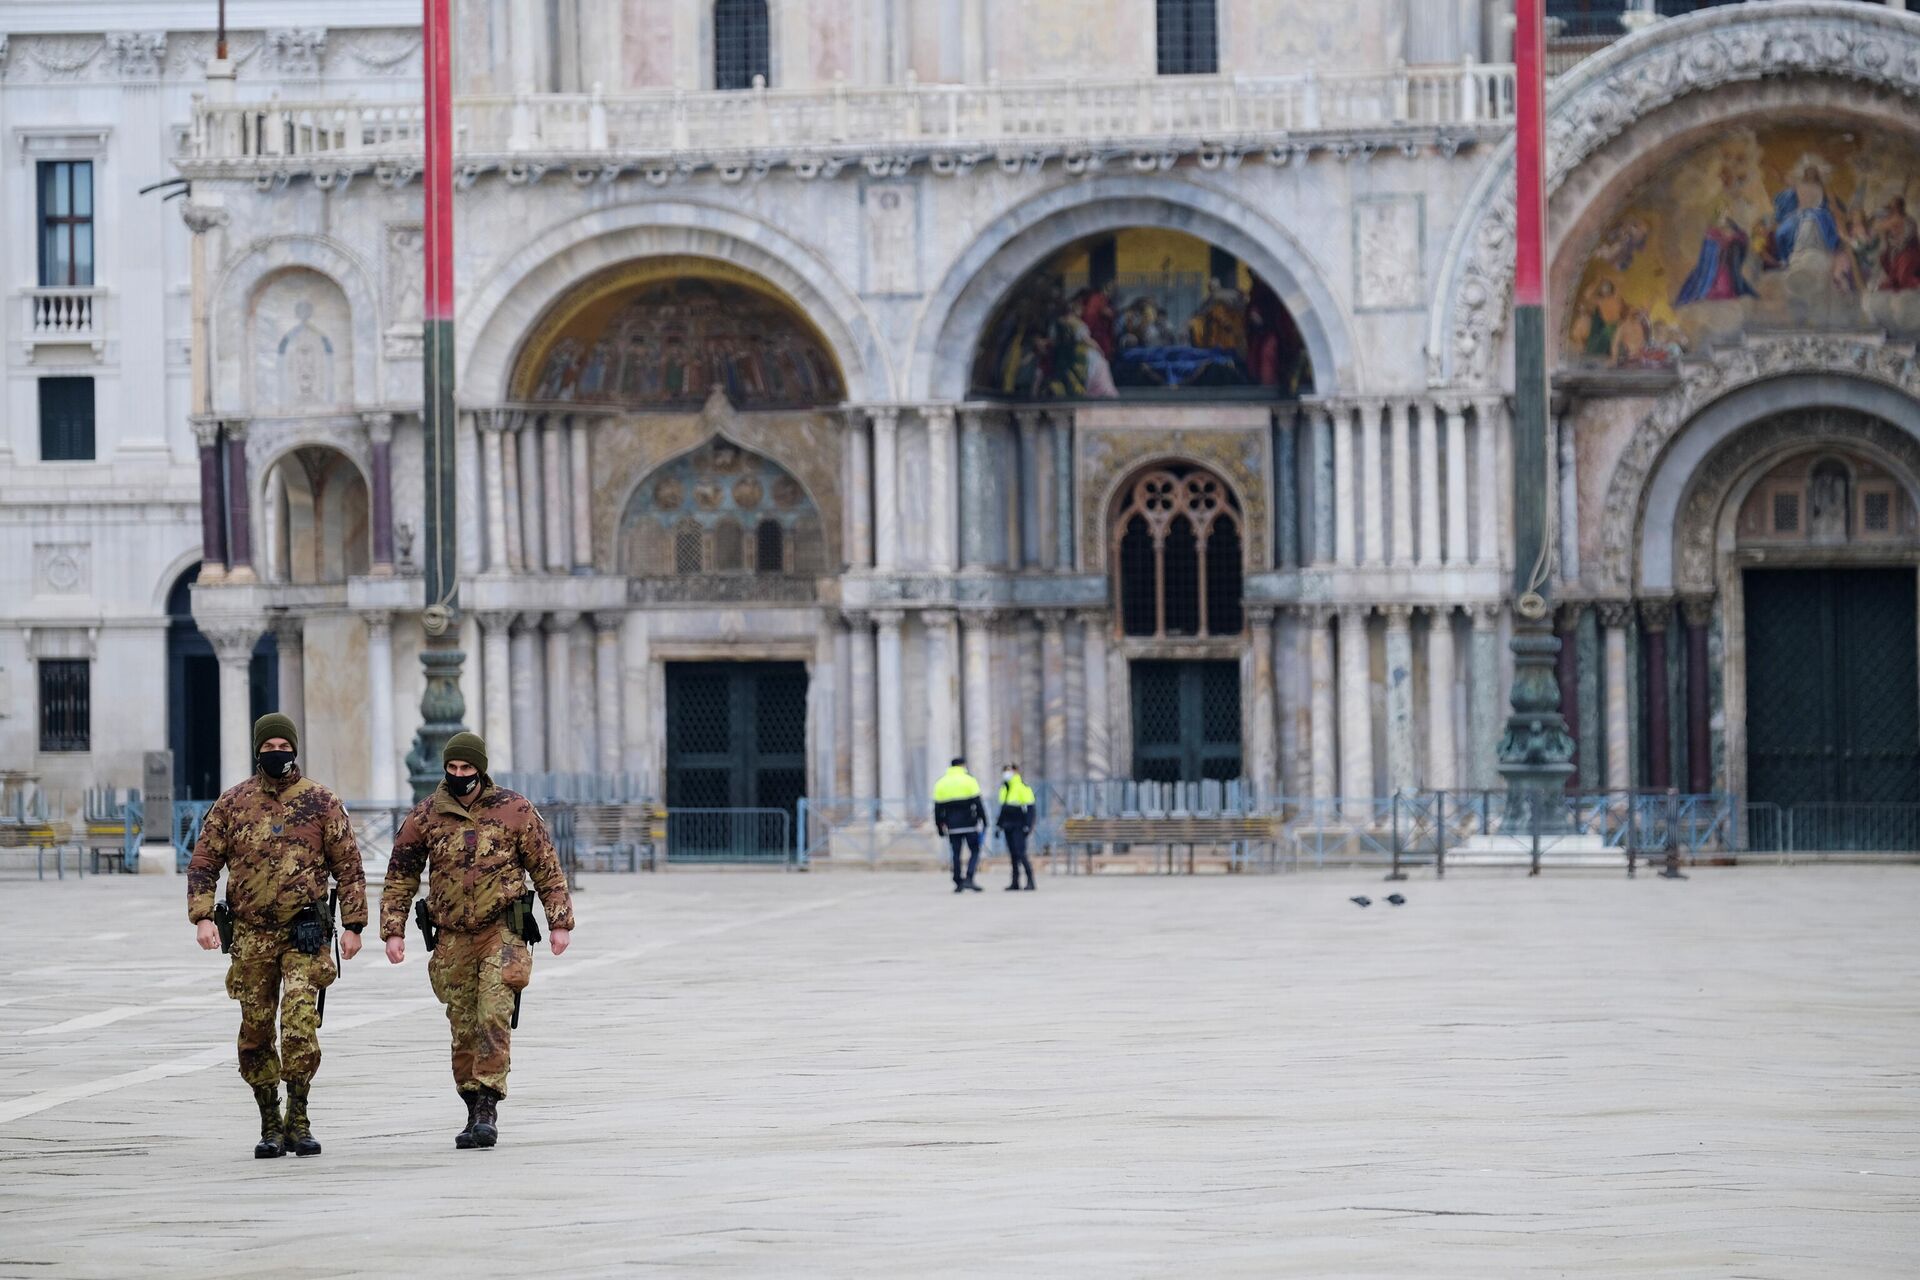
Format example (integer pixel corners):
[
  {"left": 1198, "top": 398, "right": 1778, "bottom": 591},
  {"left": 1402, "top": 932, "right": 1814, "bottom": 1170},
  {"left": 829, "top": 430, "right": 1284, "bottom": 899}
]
[{"left": 19, "top": 1, "right": 1920, "bottom": 843}]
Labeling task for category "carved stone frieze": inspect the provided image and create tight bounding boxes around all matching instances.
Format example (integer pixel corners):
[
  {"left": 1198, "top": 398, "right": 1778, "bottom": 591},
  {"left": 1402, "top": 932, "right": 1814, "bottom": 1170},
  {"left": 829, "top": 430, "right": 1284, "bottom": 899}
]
[
  {"left": 105, "top": 32, "right": 168, "bottom": 80},
  {"left": 265, "top": 29, "right": 328, "bottom": 77}
]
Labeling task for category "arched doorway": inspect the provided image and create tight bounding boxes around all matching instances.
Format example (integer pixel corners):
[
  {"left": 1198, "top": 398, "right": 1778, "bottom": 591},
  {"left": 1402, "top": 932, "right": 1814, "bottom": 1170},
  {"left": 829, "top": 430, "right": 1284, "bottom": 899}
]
[
  {"left": 167, "top": 565, "right": 279, "bottom": 799},
  {"left": 264, "top": 445, "right": 371, "bottom": 584}
]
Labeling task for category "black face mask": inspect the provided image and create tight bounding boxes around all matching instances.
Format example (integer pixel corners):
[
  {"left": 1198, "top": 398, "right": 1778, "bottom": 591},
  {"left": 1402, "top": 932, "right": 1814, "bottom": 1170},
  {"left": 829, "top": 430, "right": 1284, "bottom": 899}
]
[
  {"left": 445, "top": 771, "right": 480, "bottom": 798},
  {"left": 259, "top": 751, "right": 296, "bottom": 779}
]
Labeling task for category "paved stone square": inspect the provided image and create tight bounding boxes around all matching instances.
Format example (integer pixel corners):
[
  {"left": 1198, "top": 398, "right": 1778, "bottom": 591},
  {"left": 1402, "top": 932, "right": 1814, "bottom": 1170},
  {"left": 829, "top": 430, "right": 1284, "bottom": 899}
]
[{"left": 1, "top": 866, "right": 1916, "bottom": 1278}]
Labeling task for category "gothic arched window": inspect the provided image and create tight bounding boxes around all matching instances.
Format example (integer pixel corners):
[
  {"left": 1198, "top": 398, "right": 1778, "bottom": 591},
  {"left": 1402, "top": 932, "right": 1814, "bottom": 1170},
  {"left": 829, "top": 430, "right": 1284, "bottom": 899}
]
[
  {"left": 755, "top": 518, "right": 784, "bottom": 574},
  {"left": 715, "top": 0, "right": 770, "bottom": 90},
  {"left": 1111, "top": 465, "right": 1244, "bottom": 639}
]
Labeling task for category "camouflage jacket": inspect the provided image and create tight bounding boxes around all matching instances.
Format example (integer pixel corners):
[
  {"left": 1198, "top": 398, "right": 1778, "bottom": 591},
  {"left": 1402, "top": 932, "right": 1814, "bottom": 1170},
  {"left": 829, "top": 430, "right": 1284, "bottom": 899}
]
[
  {"left": 187, "top": 766, "right": 369, "bottom": 929},
  {"left": 380, "top": 781, "right": 575, "bottom": 940}
]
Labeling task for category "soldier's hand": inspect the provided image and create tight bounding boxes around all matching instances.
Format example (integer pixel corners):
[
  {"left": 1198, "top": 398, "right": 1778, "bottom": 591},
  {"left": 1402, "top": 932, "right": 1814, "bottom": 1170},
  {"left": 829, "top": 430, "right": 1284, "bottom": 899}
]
[
  {"left": 385, "top": 936, "right": 406, "bottom": 964},
  {"left": 549, "top": 928, "right": 571, "bottom": 957},
  {"left": 340, "top": 931, "right": 362, "bottom": 961},
  {"left": 195, "top": 919, "right": 220, "bottom": 951}
]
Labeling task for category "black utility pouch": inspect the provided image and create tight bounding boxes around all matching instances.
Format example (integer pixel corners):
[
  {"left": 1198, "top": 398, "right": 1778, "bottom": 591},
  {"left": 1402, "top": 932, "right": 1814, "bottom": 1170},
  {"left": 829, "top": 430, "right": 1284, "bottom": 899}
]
[{"left": 288, "top": 904, "right": 328, "bottom": 955}]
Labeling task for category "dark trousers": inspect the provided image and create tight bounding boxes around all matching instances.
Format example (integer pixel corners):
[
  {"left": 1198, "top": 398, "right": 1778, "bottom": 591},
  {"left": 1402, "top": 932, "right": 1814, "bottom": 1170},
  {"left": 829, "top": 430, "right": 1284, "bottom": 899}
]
[
  {"left": 947, "top": 831, "right": 982, "bottom": 885},
  {"left": 1004, "top": 828, "right": 1034, "bottom": 888}
]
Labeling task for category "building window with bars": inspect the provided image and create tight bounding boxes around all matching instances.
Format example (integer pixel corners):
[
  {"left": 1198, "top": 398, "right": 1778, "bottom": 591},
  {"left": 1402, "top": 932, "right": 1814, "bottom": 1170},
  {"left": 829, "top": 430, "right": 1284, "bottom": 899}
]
[
  {"left": 38, "top": 161, "right": 94, "bottom": 288},
  {"left": 714, "top": 0, "right": 771, "bottom": 90},
  {"left": 1156, "top": 0, "right": 1218, "bottom": 76},
  {"left": 39, "top": 377, "right": 95, "bottom": 461},
  {"left": 1112, "top": 465, "right": 1244, "bottom": 639},
  {"left": 39, "top": 659, "right": 91, "bottom": 753}
]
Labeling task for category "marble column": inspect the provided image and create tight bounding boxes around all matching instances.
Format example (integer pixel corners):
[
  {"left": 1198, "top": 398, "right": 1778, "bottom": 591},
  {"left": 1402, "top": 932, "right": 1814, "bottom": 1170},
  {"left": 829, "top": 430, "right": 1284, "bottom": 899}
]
[
  {"left": 1682, "top": 596, "right": 1713, "bottom": 795},
  {"left": 544, "top": 612, "right": 578, "bottom": 773},
  {"left": 1065, "top": 617, "right": 1088, "bottom": 780},
  {"left": 874, "top": 610, "right": 906, "bottom": 810},
  {"left": 1599, "top": 600, "right": 1633, "bottom": 792},
  {"left": 365, "top": 611, "right": 395, "bottom": 801},
  {"left": 224, "top": 421, "right": 254, "bottom": 581},
  {"left": 925, "top": 610, "right": 960, "bottom": 796},
  {"left": 592, "top": 613, "right": 621, "bottom": 775},
  {"left": 1415, "top": 399, "right": 1442, "bottom": 568},
  {"left": 1273, "top": 411, "right": 1300, "bottom": 569},
  {"left": 270, "top": 616, "right": 306, "bottom": 732},
  {"left": 194, "top": 419, "right": 229, "bottom": 578},
  {"left": 845, "top": 411, "right": 873, "bottom": 570},
  {"left": 479, "top": 412, "right": 510, "bottom": 572},
  {"left": 1557, "top": 402, "right": 1582, "bottom": 583},
  {"left": 1467, "top": 604, "right": 1503, "bottom": 789},
  {"left": 365, "top": 411, "right": 396, "bottom": 573},
  {"left": 478, "top": 611, "right": 515, "bottom": 772},
  {"left": 1247, "top": 607, "right": 1278, "bottom": 797},
  {"left": 206, "top": 628, "right": 260, "bottom": 788},
  {"left": 1443, "top": 397, "right": 1470, "bottom": 566},
  {"left": 1641, "top": 600, "right": 1672, "bottom": 790},
  {"left": 1330, "top": 401, "right": 1357, "bottom": 566},
  {"left": 958, "top": 409, "right": 996, "bottom": 570},
  {"left": 1388, "top": 400, "right": 1414, "bottom": 566},
  {"left": 1051, "top": 412, "right": 1075, "bottom": 571},
  {"left": 619, "top": 612, "right": 654, "bottom": 786},
  {"left": 1336, "top": 606, "right": 1374, "bottom": 805},
  {"left": 1383, "top": 605, "right": 1416, "bottom": 792},
  {"left": 500, "top": 415, "right": 526, "bottom": 572},
  {"left": 1425, "top": 607, "right": 1458, "bottom": 792},
  {"left": 846, "top": 611, "right": 878, "bottom": 798},
  {"left": 1039, "top": 610, "right": 1067, "bottom": 784},
  {"left": 1275, "top": 608, "right": 1304, "bottom": 794},
  {"left": 1305, "top": 607, "right": 1336, "bottom": 800},
  {"left": 871, "top": 408, "right": 900, "bottom": 571},
  {"left": 510, "top": 614, "right": 546, "bottom": 774},
  {"left": 1017, "top": 617, "right": 1043, "bottom": 776},
  {"left": 1310, "top": 403, "right": 1336, "bottom": 565},
  {"left": 1081, "top": 610, "right": 1111, "bottom": 780},
  {"left": 962, "top": 611, "right": 994, "bottom": 781},
  {"left": 833, "top": 625, "right": 853, "bottom": 799},
  {"left": 456, "top": 408, "right": 482, "bottom": 577},
  {"left": 570, "top": 416, "right": 594, "bottom": 572},
  {"left": 926, "top": 405, "right": 958, "bottom": 572},
  {"left": 1016, "top": 411, "right": 1042, "bottom": 569},
  {"left": 1556, "top": 602, "right": 1582, "bottom": 791},
  {"left": 541, "top": 418, "right": 568, "bottom": 574},
  {"left": 1474, "top": 396, "right": 1504, "bottom": 569},
  {"left": 516, "top": 417, "right": 544, "bottom": 573},
  {"left": 1358, "top": 399, "right": 1386, "bottom": 566}
]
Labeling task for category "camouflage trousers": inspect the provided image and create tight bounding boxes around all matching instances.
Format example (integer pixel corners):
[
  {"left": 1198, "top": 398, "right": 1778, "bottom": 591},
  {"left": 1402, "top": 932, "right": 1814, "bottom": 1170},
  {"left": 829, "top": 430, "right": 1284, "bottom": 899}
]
[
  {"left": 428, "top": 922, "right": 532, "bottom": 1097},
  {"left": 226, "top": 924, "right": 336, "bottom": 1088}
]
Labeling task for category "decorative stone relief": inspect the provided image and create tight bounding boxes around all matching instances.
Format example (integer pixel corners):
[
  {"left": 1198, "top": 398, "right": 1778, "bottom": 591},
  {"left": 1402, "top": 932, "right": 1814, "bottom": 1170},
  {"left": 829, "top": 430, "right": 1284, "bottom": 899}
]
[
  {"left": 1431, "top": 6, "right": 1920, "bottom": 388},
  {"left": 250, "top": 269, "right": 354, "bottom": 413},
  {"left": 1353, "top": 194, "right": 1424, "bottom": 312},
  {"left": 265, "top": 29, "right": 328, "bottom": 78},
  {"left": 1595, "top": 333, "right": 1920, "bottom": 591},
  {"left": 13, "top": 36, "right": 106, "bottom": 81},
  {"left": 33, "top": 543, "right": 90, "bottom": 596},
  {"left": 104, "top": 32, "right": 168, "bottom": 80},
  {"left": 337, "top": 31, "right": 422, "bottom": 72},
  {"left": 383, "top": 224, "right": 424, "bottom": 358},
  {"left": 1077, "top": 427, "right": 1271, "bottom": 576},
  {"left": 861, "top": 182, "right": 921, "bottom": 296}
]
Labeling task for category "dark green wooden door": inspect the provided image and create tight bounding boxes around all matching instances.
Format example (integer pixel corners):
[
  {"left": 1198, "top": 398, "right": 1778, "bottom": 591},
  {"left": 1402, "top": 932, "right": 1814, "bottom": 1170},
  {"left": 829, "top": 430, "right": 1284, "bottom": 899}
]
[
  {"left": 1745, "top": 568, "right": 1920, "bottom": 808},
  {"left": 1130, "top": 660, "right": 1242, "bottom": 782},
  {"left": 664, "top": 662, "right": 807, "bottom": 858}
]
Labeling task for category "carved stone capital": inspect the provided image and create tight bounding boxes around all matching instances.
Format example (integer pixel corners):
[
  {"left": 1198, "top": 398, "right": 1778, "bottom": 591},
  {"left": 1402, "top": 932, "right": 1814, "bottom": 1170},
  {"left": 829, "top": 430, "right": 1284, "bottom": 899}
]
[
  {"left": 592, "top": 611, "right": 623, "bottom": 634},
  {"left": 1380, "top": 603, "right": 1414, "bottom": 629},
  {"left": 361, "top": 411, "right": 395, "bottom": 444},
  {"left": 200, "top": 626, "right": 261, "bottom": 663},
  {"left": 872, "top": 608, "right": 905, "bottom": 631},
  {"left": 475, "top": 610, "right": 517, "bottom": 633},
  {"left": 180, "top": 202, "right": 229, "bottom": 236},
  {"left": 1595, "top": 600, "right": 1635, "bottom": 630},
  {"left": 545, "top": 611, "right": 581, "bottom": 633},
  {"left": 1638, "top": 598, "right": 1672, "bottom": 633},
  {"left": 1679, "top": 595, "right": 1715, "bottom": 630},
  {"left": 190, "top": 416, "right": 222, "bottom": 449}
]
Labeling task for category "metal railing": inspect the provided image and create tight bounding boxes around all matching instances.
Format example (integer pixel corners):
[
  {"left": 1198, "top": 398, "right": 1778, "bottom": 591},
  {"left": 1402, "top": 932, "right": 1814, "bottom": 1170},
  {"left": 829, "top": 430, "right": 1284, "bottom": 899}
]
[
  {"left": 664, "top": 807, "right": 794, "bottom": 867},
  {"left": 186, "top": 64, "right": 1517, "bottom": 167}
]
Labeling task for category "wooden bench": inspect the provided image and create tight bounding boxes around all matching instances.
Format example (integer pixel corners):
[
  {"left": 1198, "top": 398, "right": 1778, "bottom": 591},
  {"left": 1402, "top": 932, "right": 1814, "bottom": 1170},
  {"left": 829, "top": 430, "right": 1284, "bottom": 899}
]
[{"left": 1059, "top": 815, "right": 1283, "bottom": 875}]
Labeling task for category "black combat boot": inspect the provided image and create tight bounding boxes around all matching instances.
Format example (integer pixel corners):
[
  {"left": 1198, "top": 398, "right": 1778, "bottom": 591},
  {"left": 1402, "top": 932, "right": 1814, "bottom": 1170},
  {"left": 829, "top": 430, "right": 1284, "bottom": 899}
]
[
  {"left": 471, "top": 1088, "right": 500, "bottom": 1149},
  {"left": 454, "top": 1091, "right": 480, "bottom": 1150},
  {"left": 283, "top": 1080, "right": 321, "bottom": 1156},
  {"left": 252, "top": 1084, "right": 285, "bottom": 1159}
]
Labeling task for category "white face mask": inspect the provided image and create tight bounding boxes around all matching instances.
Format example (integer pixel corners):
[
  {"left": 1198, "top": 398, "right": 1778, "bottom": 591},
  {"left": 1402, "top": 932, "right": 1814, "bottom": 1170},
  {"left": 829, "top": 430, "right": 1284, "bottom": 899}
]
[{"left": 1002, "top": 771, "right": 1015, "bottom": 782}]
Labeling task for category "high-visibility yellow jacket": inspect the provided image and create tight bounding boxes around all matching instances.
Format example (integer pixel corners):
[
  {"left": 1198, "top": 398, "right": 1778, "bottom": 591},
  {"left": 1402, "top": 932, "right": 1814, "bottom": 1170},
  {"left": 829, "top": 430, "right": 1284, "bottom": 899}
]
[
  {"left": 932, "top": 766, "right": 986, "bottom": 834},
  {"left": 996, "top": 775, "right": 1036, "bottom": 835}
]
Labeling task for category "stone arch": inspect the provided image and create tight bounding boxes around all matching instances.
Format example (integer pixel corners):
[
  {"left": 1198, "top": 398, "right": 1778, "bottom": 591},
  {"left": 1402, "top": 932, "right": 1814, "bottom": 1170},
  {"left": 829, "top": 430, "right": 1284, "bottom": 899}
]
[
  {"left": 1601, "top": 335, "right": 1920, "bottom": 593},
  {"left": 212, "top": 235, "right": 380, "bottom": 412},
  {"left": 616, "top": 431, "right": 828, "bottom": 581},
  {"left": 1427, "top": 2, "right": 1920, "bottom": 388},
  {"left": 912, "top": 176, "right": 1358, "bottom": 401},
  {"left": 458, "top": 202, "right": 887, "bottom": 404},
  {"left": 262, "top": 443, "right": 372, "bottom": 584}
]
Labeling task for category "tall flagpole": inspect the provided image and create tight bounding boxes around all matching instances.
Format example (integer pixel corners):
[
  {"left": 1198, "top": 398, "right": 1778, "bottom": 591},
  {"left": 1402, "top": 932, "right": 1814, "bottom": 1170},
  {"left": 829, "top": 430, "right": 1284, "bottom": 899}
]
[
  {"left": 1497, "top": 0, "right": 1574, "bottom": 827},
  {"left": 406, "top": 0, "right": 468, "bottom": 798}
]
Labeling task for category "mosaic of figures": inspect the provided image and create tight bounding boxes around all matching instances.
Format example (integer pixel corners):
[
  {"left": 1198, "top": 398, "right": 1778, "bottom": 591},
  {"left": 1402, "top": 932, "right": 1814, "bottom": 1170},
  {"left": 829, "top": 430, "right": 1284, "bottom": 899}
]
[
  {"left": 1568, "top": 126, "right": 1920, "bottom": 371},
  {"left": 522, "top": 276, "right": 845, "bottom": 410},
  {"left": 972, "top": 229, "right": 1312, "bottom": 400}
]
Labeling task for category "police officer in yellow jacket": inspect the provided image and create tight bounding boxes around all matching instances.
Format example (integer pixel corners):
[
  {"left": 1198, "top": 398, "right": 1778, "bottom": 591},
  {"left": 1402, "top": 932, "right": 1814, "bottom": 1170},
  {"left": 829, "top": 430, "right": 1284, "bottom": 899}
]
[
  {"left": 996, "top": 763, "right": 1038, "bottom": 891},
  {"left": 932, "top": 757, "right": 988, "bottom": 893}
]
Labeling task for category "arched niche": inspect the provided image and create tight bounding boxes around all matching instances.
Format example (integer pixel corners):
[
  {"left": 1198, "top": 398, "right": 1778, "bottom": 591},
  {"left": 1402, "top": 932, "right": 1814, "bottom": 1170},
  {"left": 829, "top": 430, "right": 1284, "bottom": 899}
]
[
  {"left": 266, "top": 445, "right": 371, "bottom": 584},
  {"left": 620, "top": 437, "right": 826, "bottom": 596},
  {"left": 249, "top": 268, "right": 355, "bottom": 414}
]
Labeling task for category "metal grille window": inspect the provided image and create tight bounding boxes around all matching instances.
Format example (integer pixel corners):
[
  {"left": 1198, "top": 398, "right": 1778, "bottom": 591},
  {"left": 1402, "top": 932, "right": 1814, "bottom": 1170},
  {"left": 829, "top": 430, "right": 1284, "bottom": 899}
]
[
  {"left": 1111, "top": 465, "right": 1244, "bottom": 639},
  {"left": 38, "top": 161, "right": 94, "bottom": 287},
  {"left": 1772, "top": 490, "right": 1801, "bottom": 534},
  {"left": 39, "top": 377, "right": 95, "bottom": 461},
  {"left": 674, "top": 520, "right": 703, "bottom": 574},
  {"left": 1862, "top": 488, "right": 1893, "bottom": 535},
  {"left": 714, "top": 0, "right": 770, "bottom": 91},
  {"left": 1156, "top": 0, "right": 1217, "bottom": 76},
  {"left": 754, "top": 518, "right": 784, "bottom": 574},
  {"left": 39, "top": 659, "right": 90, "bottom": 752}
]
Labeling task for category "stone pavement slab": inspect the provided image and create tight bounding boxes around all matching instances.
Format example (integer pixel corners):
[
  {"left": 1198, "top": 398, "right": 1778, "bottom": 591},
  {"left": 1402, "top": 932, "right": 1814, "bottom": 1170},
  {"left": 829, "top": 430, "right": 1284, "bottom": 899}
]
[{"left": 1, "top": 867, "right": 1916, "bottom": 1278}]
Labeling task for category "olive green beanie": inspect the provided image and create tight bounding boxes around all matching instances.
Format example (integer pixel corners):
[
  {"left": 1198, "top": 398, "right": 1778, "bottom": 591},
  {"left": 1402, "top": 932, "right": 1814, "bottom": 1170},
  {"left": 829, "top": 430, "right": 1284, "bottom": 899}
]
[
  {"left": 252, "top": 712, "right": 299, "bottom": 755},
  {"left": 442, "top": 731, "right": 488, "bottom": 775}
]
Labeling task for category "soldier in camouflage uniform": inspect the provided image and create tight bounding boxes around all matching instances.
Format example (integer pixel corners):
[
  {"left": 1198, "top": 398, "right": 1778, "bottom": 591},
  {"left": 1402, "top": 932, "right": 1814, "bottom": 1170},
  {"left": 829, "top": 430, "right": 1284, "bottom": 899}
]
[
  {"left": 382, "top": 732, "right": 574, "bottom": 1149},
  {"left": 189, "top": 712, "right": 367, "bottom": 1159}
]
